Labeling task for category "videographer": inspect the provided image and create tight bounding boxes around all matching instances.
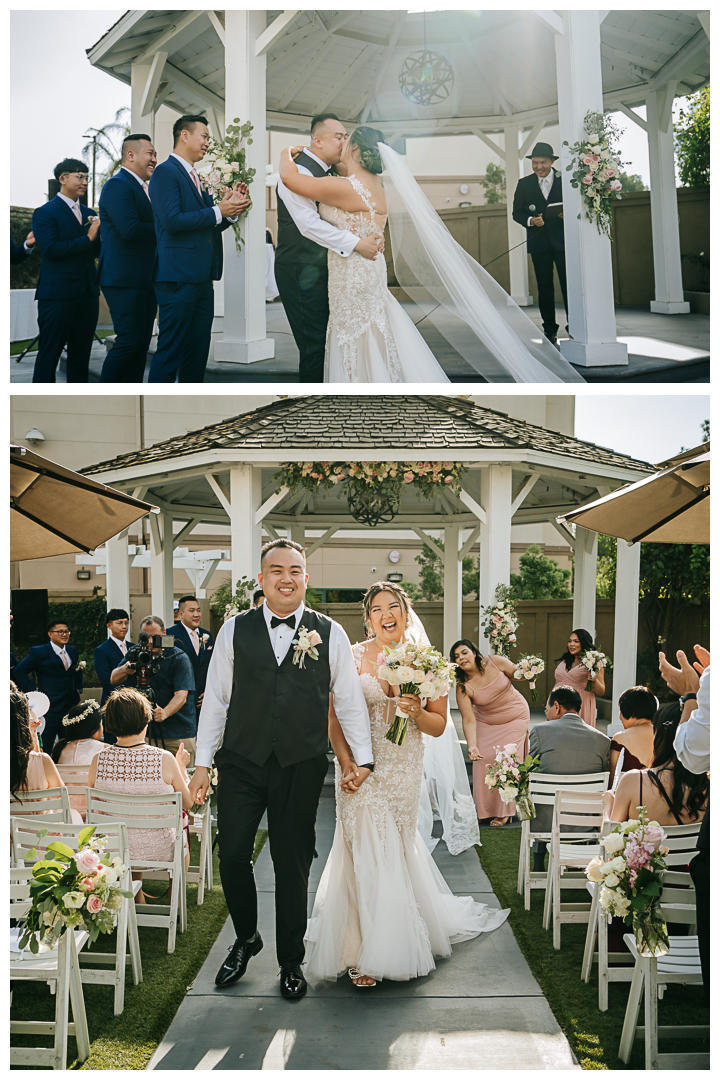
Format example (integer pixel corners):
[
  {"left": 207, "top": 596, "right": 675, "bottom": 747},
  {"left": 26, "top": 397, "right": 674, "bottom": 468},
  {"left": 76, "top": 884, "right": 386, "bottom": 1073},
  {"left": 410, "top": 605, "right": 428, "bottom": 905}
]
[{"left": 110, "top": 614, "right": 197, "bottom": 765}]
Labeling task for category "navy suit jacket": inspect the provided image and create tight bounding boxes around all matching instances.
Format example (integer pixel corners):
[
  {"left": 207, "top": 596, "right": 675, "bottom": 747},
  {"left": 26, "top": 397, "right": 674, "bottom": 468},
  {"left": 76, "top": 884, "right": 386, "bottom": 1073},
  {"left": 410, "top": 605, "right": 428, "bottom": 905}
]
[
  {"left": 97, "top": 169, "right": 157, "bottom": 289},
  {"left": 512, "top": 170, "right": 565, "bottom": 254},
  {"left": 148, "top": 155, "right": 231, "bottom": 284},
  {"left": 32, "top": 196, "right": 101, "bottom": 300},
  {"left": 11, "top": 235, "right": 32, "bottom": 265},
  {"left": 14, "top": 643, "right": 83, "bottom": 716},
  {"left": 167, "top": 622, "right": 213, "bottom": 702},
  {"left": 93, "top": 637, "right": 136, "bottom": 706}
]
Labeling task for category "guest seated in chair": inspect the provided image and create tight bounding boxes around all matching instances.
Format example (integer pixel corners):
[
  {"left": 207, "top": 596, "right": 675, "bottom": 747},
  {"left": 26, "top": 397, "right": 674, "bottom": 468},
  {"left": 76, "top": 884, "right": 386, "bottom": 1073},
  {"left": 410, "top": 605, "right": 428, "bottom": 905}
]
[
  {"left": 51, "top": 700, "right": 105, "bottom": 820},
  {"left": 10, "top": 687, "right": 81, "bottom": 823},
  {"left": 88, "top": 688, "right": 193, "bottom": 901},
  {"left": 609, "top": 685, "right": 658, "bottom": 784}
]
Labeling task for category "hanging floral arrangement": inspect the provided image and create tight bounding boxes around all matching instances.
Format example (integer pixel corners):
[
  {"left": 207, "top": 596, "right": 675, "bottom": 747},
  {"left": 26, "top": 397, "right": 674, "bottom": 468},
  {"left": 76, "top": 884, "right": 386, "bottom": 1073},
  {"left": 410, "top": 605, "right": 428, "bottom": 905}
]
[
  {"left": 563, "top": 111, "right": 625, "bottom": 239},
  {"left": 274, "top": 460, "right": 466, "bottom": 501}
]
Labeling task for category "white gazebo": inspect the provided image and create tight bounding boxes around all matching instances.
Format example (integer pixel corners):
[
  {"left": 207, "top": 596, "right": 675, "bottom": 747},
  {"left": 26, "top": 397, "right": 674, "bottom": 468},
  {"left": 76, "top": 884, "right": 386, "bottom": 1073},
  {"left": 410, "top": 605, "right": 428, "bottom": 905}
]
[
  {"left": 82, "top": 395, "right": 653, "bottom": 724},
  {"left": 87, "top": 9, "right": 709, "bottom": 368}
]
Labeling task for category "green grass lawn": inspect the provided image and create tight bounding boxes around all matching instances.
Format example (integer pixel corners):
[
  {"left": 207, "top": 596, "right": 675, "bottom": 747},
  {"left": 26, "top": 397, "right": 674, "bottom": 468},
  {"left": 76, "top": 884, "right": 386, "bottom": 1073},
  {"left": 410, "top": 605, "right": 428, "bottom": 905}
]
[
  {"left": 11, "top": 828, "right": 267, "bottom": 1070},
  {"left": 476, "top": 827, "right": 709, "bottom": 1070},
  {"left": 10, "top": 330, "right": 115, "bottom": 357}
]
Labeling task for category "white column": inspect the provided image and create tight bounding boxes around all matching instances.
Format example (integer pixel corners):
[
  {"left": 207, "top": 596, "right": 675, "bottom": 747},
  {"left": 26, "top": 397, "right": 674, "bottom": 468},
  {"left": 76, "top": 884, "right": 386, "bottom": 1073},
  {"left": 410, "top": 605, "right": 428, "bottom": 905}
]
[
  {"left": 149, "top": 512, "right": 174, "bottom": 626},
  {"left": 554, "top": 11, "right": 628, "bottom": 367},
  {"left": 503, "top": 123, "right": 532, "bottom": 305},
  {"left": 478, "top": 466, "right": 512, "bottom": 652},
  {"left": 215, "top": 10, "right": 275, "bottom": 364},
  {"left": 646, "top": 88, "right": 691, "bottom": 315},
  {"left": 105, "top": 532, "right": 131, "bottom": 614},
  {"left": 572, "top": 527, "right": 598, "bottom": 638},
  {"left": 608, "top": 540, "right": 641, "bottom": 734},
  {"left": 229, "top": 464, "right": 263, "bottom": 589},
  {"left": 443, "top": 525, "right": 462, "bottom": 657}
]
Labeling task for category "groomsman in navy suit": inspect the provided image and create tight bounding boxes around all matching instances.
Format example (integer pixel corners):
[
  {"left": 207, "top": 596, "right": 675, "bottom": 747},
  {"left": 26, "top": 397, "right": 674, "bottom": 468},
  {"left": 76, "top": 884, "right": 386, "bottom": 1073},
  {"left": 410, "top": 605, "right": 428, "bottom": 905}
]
[
  {"left": 10, "top": 229, "right": 36, "bottom": 263},
  {"left": 147, "top": 114, "right": 250, "bottom": 383},
  {"left": 167, "top": 595, "right": 213, "bottom": 720},
  {"left": 31, "top": 159, "right": 101, "bottom": 382},
  {"left": 93, "top": 608, "right": 136, "bottom": 706},
  {"left": 98, "top": 134, "right": 158, "bottom": 383},
  {"left": 14, "top": 619, "right": 83, "bottom": 752}
]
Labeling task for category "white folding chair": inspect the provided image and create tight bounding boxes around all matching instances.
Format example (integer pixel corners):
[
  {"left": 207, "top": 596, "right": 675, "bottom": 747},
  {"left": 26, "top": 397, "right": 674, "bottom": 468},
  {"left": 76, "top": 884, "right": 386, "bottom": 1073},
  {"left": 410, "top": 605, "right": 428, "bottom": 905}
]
[
  {"left": 187, "top": 808, "right": 214, "bottom": 904},
  {"left": 618, "top": 871, "right": 708, "bottom": 1068},
  {"left": 11, "top": 816, "right": 143, "bottom": 1015},
  {"left": 86, "top": 789, "right": 186, "bottom": 953},
  {"left": 582, "top": 820, "right": 701, "bottom": 1010},
  {"left": 56, "top": 763, "right": 92, "bottom": 819},
  {"left": 10, "top": 786, "right": 72, "bottom": 824},
  {"left": 10, "top": 867, "right": 91, "bottom": 1069},
  {"left": 517, "top": 772, "right": 609, "bottom": 910},
  {"left": 543, "top": 789, "right": 605, "bottom": 949}
]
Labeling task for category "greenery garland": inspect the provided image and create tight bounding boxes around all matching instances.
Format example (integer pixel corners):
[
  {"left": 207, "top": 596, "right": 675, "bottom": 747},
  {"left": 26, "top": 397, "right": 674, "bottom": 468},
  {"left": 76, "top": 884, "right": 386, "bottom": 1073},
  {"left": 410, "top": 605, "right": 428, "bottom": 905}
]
[{"left": 274, "top": 460, "right": 466, "bottom": 502}]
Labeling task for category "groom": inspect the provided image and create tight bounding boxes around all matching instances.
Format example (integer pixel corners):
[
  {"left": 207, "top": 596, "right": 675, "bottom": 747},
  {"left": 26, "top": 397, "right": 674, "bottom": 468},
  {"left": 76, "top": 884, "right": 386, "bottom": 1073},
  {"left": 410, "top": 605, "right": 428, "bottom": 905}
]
[
  {"left": 189, "top": 538, "right": 373, "bottom": 1000},
  {"left": 274, "top": 113, "right": 385, "bottom": 382}
]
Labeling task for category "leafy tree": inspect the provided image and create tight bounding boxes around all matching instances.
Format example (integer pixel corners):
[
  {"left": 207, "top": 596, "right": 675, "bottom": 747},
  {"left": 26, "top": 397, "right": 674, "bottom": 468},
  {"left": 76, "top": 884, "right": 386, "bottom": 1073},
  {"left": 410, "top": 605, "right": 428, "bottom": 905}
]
[
  {"left": 411, "top": 541, "right": 480, "bottom": 600},
  {"left": 596, "top": 534, "right": 617, "bottom": 600},
  {"left": 209, "top": 576, "right": 256, "bottom": 615},
  {"left": 481, "top": 162, "right": 506, "bottom": 205},
  {"left": 82, "top": 107, "right": 131, "bottom": 202},
  {"left": 701, "top": 418, "right": 710, "bottom": 442},
  {"left": 675, "top": 86, "right": 710, "bottom": 187},
  {"left": 616, "top": 170, "right": 646, "bottom": 192},
  {"left": 510, "top": 544, "right": 571, "bottom": 600}
]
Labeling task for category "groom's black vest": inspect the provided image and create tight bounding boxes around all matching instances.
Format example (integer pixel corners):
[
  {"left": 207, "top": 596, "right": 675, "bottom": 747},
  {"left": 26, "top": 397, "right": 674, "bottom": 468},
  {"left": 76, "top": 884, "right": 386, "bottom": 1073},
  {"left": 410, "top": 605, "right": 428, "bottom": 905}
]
[
  {"left": 224, "top": 605, "right": 333, "bottom": 768},
  {"left": 275, "top": 152, "right": 329, "bottom": 268}
]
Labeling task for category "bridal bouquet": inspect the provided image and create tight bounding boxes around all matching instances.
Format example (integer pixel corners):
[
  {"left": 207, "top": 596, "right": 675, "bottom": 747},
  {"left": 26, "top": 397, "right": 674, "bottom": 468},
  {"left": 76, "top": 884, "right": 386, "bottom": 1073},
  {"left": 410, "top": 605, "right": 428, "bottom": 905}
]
[
  {"left": 580, "top": 649, "right": 611, "bottom": 691},
  {"left": 196, "top": 117, "right": 255, "bottom": 251},
  {"left": 585, "top": 807, "right": 670, "bottom": 957},
  {"left": 513, "top": 654, "right": 545, "bottom": 701},
  {"left": 17, "top": 826, "right": 132, "bottom": 953},
  {"left": 479, "top": 584, "right": 519, "bottom": 658},
  {"left": 188, "top": 765, "right": 219, "bottom": 816},
  {"left": 563, "top": 111, "right": 626, "bottom": 238},
  {"left": 377, "top": 641, "right": 456, "bottom": 746},
  {"left": 485, "top": 744, "right": 541, "bottom": 820}
]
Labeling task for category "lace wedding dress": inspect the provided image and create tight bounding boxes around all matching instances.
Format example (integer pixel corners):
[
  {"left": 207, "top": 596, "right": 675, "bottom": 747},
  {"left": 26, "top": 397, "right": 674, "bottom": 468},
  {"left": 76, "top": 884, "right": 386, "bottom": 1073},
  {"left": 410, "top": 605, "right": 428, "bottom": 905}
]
[
  {"left": 319, "top": 175, "right": 450, "bottom": 383},
  {"left": 304, "top": 643, "right": 509, "bottom": 982}
]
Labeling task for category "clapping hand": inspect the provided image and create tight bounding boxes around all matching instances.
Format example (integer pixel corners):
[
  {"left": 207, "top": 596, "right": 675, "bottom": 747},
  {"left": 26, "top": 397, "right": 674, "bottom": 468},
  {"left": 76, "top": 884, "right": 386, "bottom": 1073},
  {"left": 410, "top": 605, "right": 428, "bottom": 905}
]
[
  {"left": 25, "top": 230, "right": 35, "bottom": 249},
  {"left": 658, "top": 646, "right": 707, "bottom": 695},
  {"left": 175, "top": 741, "right": 191, "bottom": 769}
]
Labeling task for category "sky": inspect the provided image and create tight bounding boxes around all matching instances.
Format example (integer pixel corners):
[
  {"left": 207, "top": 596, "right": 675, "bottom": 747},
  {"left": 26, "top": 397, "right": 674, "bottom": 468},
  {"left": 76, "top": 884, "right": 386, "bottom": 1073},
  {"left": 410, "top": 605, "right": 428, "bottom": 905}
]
[
  {"left": 574, "top": 394, "right": 709, "bottom": 466},
  {"left": 10, "top": 8, "right": 682, "bottom": 208}
]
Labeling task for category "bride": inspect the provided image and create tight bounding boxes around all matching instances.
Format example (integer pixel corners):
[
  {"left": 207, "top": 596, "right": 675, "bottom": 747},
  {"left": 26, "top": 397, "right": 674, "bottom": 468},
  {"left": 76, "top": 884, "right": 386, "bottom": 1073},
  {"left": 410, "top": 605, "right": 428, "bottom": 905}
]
[
  {"left": 278, "top": 126, "right": 584, "bottom": 385},
  {"left": 304, "top": 581, "right": 509, "bottom": 987}
]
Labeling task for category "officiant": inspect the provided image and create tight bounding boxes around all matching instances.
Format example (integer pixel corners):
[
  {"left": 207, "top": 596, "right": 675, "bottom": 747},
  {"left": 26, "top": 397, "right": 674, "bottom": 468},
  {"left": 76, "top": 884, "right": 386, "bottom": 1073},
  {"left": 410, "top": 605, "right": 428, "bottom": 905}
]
[{"left": 512, "top": 142, "right": 568, "bottom": 347}]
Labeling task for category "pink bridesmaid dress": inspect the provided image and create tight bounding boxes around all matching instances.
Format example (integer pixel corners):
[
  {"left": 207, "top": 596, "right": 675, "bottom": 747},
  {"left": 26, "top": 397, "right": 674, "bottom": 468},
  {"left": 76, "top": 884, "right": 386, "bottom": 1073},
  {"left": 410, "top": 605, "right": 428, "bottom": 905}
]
[
  {"left": 470, "top": 661, "right": 530, "bottom": 820},
  {"left": 553, "top": 661, "right": 597, "bottom": 727}
]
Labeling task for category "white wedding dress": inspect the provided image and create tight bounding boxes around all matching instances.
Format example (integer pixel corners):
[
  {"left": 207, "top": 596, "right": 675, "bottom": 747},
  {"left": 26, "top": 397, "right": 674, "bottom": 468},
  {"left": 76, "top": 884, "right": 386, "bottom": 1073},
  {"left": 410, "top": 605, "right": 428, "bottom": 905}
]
[{"left": 304, "top": 643, "right": 509, "bottom": 982}]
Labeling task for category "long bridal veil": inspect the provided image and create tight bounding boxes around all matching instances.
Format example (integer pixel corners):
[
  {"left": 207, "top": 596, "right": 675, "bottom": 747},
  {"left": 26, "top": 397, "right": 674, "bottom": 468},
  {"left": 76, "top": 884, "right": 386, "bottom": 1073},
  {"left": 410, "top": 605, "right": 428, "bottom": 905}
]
[
  {"left": 378, "top": 142, "right": 585, "bottom": 385},
  {"left": 407, "top": 610, "right": 481, "bottom": 856}
]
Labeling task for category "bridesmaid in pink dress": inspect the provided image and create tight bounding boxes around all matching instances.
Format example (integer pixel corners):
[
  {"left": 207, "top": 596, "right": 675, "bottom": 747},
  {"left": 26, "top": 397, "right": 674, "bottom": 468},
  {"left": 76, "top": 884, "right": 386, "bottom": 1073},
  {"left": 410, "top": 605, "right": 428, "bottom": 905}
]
[
  {"left": 553, "top": 628, "right": 606, "bottom": 728},
  {"left": 451, "top": 641, "right": 530, "bottom": 827}
]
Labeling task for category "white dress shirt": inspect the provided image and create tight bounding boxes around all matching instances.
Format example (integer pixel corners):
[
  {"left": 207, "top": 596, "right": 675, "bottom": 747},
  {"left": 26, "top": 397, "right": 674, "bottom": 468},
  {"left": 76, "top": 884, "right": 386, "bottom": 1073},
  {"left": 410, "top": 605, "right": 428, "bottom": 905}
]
[
  {"left": 527, "top": 169, "right": 556, "bottom": 227},
  {"left": 110, "top": 634, "right": 127, "bottom": 657},
  {"left": 57, "top": 192, "right": 84, "bottom": 217},
  {"left": 674, "top": 667, "right": 710, "bottom": 774},
  {"left": 50, "top": 640, "right": 70, "bottom": 669},
  {"left": 169, "top": 152, "right": 237, "bottom": 226},
  {"left": 276, "top": 149, "right": 359, "bottom": 258},
  {"left": 196, "top": 600, "right": 373, "bottom": 768}
]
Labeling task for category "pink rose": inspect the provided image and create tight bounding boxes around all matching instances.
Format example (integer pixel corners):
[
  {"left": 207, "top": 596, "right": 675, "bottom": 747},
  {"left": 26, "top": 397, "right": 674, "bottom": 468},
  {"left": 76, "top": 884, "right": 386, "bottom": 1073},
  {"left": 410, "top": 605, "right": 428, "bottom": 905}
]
[
  {"left": 583, "top": 174, "right": 594, "bottom": 184},
  {"left": 491, "top": 630, "right": 498, "bottom": 637},
  {"left": 403, "top": 472, "right": 414, "bottom": 482},
  {"left": 86, "top": 894, "right": 103, "bottom": 914},
  {"left": 610, "top": 179, "right": 622, "bottom": 191},
  {"left": 79, "top": 876, "right": 97, "bottom": 892},
  {"left": 582, "top": 154, "right": 594, "bottom": 165},
  {"left": 306, "top": 630, "right": 322, "bottom": 648},
  {"left": 74, "top": 848, "right": 101, "bottom": 874},
  {"left": 444, "top": 475, "right": 453, "bottom": 484}
]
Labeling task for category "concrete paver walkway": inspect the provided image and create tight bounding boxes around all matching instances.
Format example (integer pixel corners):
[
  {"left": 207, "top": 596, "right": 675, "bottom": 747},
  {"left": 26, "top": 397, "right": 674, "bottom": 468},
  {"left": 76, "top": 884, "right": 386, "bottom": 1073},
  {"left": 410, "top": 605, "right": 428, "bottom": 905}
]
[{"left": 148, "top": 797, "right": 578, "bottom": 1071}]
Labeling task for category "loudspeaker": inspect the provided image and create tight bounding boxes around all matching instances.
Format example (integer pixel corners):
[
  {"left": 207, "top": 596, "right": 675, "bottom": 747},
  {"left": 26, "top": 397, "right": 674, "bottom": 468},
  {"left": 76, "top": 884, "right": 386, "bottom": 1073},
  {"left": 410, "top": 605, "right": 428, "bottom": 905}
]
[
  {"left": 11, "top": 589, "right": 49, "bottom": 648},
  {"left": 47, "top": 179, "right": 88, "bottom": 205}
]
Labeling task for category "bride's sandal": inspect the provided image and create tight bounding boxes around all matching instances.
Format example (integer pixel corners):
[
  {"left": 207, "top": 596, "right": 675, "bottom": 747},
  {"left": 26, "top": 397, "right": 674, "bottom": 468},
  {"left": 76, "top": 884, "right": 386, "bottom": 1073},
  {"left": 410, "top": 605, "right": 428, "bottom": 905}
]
[{"left": 348, "top": 968, "right": 376, "bottom": 988}]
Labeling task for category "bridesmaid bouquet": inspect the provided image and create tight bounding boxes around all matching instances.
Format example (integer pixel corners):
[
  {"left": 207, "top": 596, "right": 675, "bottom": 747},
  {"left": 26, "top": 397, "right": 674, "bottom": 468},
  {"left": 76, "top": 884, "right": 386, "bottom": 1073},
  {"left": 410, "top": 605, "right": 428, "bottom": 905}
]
[
  {"left": 376, "top": 641, "right": 456, "bottom": 746},
  {"left": 513, "top": 654, "right": 545, "bottom": 701},
  {"left": 580, "top": 649, "right": 611, "bottom": 692},
  {"left": 585, "top": 807, "right": 669, "bottom": 957},
  {"left": 485, "top": 745, "right": 541, "bottom": 820}
]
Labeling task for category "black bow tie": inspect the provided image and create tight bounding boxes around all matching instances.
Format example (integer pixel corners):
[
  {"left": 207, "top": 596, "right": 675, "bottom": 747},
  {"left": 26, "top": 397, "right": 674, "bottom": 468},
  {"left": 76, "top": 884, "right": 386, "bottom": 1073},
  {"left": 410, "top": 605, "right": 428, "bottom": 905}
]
[{"left": 270, "top": 615, "right": 296, "bottom": 629}]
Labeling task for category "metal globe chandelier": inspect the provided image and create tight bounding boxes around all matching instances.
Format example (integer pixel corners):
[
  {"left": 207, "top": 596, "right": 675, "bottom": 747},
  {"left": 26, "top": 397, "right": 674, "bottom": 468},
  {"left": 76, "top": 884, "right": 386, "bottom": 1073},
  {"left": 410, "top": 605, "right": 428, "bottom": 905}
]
[
  {"left": 346, "top": 477, "right": 401, "bottom": 527},
  {"left": 399, "top": 12, "right": 454, "bottom": 107}
]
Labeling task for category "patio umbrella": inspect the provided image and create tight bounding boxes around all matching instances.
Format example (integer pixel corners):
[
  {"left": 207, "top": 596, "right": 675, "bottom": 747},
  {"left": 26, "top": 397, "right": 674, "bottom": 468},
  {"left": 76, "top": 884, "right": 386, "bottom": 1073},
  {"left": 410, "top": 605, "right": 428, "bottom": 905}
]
[
  {"left": 557, "top": 443, "right": 709, "bottom": 544},
  {"left": 11, "top": 444, "right": 158, "bottom": 562}
]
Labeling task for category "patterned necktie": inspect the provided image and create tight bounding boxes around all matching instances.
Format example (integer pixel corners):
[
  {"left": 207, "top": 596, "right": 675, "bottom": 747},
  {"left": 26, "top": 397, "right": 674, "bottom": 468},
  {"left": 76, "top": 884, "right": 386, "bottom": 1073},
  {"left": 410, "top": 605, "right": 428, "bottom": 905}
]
[
  {"left": 71, "top": 203, "right": 82, "bottom": 225},
  {"left": 190, "top": 168, "right": 202, "bottom": 195},
  {"left": 142, "top": 181, "right": 151, "bottom": 202}
]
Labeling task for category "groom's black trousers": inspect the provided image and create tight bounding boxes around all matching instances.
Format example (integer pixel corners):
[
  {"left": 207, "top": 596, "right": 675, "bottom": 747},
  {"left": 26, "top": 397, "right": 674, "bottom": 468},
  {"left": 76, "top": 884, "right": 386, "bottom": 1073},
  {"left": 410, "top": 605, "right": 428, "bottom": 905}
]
[
  {"left": 273, "top": 260, "right": 329, "bottom": 383},
  {"left": 215, "top": 746, "right": 328, "bottom": 965}
]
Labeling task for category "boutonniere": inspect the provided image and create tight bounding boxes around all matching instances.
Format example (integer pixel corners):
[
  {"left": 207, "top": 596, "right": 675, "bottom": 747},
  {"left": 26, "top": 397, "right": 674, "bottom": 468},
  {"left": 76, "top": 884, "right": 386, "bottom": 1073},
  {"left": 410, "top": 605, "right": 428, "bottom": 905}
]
[
  {"left": 77, "top": 660, "right": 86, "bottom": 670},
  {"left": 201, "top": 633, "right": 211, "bottom": 650},
  {"left": 83, "top": 216, "right": 99, "bottom": 229},
  {"left": 292, "top": 627, "right": 322, "bottom": 669}
]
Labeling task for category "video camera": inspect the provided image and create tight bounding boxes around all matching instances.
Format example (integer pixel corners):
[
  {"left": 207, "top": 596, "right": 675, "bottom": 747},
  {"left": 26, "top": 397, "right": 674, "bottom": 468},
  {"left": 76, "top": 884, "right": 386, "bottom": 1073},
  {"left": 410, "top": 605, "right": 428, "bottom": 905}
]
[{"left": 125, "top": 631, "right": 174, "bottom": 701}]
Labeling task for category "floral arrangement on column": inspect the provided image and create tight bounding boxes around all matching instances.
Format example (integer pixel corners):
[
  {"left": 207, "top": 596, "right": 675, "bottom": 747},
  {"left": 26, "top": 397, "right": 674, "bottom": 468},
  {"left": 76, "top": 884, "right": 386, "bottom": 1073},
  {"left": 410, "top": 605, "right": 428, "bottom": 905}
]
[
  {"left": 197, "top": 118, "right": 255, "bottom": 251},
  {"left": 275, "top": 460, "right": 466, "bottom": 501},
  {"left": 479, "top": 583, "right": 519, "bottom": 657},
  {"left": 563, "top": 111, "right": 625, "bottom": 239}
]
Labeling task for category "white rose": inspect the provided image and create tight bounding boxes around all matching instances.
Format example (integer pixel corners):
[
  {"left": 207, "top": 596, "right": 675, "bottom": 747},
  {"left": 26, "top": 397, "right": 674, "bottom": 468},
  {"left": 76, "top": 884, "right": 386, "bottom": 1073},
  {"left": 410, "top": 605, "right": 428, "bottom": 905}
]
[
  {"left": 98, "top": 865, "right": 118, "bottom": 885},
  {"left": 604, "top": 873, "right": 619, "bottom": 888},
  {"left": 377, "top": 664, "right": 394, "bottom": 682},
  {"left": 608, "top": 856, "right": 626, "bottom": 873},
  {"left": 63, "top": 891, "right": 86, "bottom": 910},
  {"left": 396, "top": 666, "right": 415, "bottom": 683},
  {"left": 223, "top": 173, "right": 232, "bottom": 183},
  {"left": 418, "top": 681, "right": 434, "bottom": 697},
  {"left": 614, "top": 894, "right": 631, "bottom": 912},
  {"left": 601, "top": 831, "right": 625, "bottom": 855},
  {"left": 306, "top": 630, "right": 322, "bottom": 648}
]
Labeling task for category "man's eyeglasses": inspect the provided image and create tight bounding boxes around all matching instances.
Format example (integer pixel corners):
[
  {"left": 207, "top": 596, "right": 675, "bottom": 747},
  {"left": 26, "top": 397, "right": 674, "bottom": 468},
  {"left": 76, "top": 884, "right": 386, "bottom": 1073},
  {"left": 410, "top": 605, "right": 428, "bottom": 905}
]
[{"left": 51, "top": 629, "right": 71, "bottom": 635}]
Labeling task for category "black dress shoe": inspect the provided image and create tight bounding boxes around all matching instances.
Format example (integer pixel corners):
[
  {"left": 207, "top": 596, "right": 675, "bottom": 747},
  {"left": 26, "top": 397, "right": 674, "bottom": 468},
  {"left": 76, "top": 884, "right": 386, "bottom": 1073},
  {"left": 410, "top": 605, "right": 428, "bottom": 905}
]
[
  {"left": 280, "top": 962, "right": 307, "bottom": 1000},
  {"left": 215, "top": 932, "right": 263, "bottom": 987}
]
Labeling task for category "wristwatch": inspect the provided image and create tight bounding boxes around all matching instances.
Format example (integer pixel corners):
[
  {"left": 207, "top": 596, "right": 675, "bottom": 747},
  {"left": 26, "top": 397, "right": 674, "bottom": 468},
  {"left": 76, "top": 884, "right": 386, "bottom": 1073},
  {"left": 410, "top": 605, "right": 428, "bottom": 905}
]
[
  {"left": 679, "top": 693, "right": 697, "bottom": 707},
  {"left": 359, "top": 763, "right": 374, "bottom": 772}
]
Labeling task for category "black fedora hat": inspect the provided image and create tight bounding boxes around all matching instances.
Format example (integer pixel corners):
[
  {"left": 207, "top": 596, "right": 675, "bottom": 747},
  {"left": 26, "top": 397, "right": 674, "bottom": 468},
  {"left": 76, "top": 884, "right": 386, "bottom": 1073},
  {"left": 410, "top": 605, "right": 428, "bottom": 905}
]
[{"left": 526, "top": 141, "right": 558, "bottom": 161}]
